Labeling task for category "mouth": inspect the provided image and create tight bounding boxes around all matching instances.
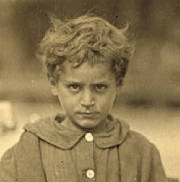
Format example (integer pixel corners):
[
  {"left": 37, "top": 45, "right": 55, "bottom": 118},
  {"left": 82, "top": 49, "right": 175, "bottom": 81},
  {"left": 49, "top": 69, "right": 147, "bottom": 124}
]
[{"left": 76, "top": 112, "right": 98, "bottom": 118}]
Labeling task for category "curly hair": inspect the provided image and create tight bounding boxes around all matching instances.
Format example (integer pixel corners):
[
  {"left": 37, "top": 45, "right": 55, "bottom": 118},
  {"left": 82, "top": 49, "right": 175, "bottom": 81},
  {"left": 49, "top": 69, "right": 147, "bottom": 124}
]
[{"left": 37, "top": 14, "right": 134, "bottom": 86}]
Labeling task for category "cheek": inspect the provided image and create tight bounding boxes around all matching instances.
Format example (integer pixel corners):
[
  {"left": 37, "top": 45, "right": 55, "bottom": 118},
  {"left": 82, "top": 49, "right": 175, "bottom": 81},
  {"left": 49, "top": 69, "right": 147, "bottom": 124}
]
[
  {"left": 56, "top": 87, "right": 70, "bottom": 109},
  {"left": 57, "top": 92, "right": 79, "bottom": 113},
  {"left": 98, "top": 91, "right": 116, "bottom": 112},
  {"left": 58, "top": 95, "right": 73, "bottom": 108}
]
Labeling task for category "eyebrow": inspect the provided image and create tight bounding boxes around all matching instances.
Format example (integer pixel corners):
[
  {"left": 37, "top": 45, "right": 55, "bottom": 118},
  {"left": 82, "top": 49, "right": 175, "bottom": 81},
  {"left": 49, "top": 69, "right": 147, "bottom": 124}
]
[
  {"left": 64, "top": 80, "right": 81, "bottom": 84},
  {"left": 63, "top": 79, "right": 110, "bottom": 84}
]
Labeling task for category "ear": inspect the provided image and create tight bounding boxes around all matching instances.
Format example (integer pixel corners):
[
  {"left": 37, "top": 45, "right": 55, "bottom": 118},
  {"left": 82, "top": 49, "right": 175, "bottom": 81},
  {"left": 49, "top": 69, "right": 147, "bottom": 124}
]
[{"left": 51, "top": 85, "right": 58, "bottom": 96}]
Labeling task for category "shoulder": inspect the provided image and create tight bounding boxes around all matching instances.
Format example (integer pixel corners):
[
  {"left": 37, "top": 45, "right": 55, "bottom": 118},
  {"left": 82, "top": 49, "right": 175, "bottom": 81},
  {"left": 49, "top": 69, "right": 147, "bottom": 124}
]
[
  {"left": 114, "top": 117, "right": 153, "bottom": 149},
  {"left": 0, "top": 114, "right": 53, "bottom": 162},
  {"left": 122, "top": 129, "right": 160, "bottom": 156},
  {"left": 23, "top": 113, "right": 65, "bottom": 135},
  {"left": 112, "top": 117, "right": 156, "bottom": 152},
  {"left": 0, "top": 131, "right": 40, "bottom": 162},
  {"left": 23, "top": 115, "right": 53, "bottom": 133},
  {"left": 0, "top": 131, "right": 39, "bottom": 160},
  {"left": 0, "top": 131, "right": 38, "bottom": 181},
  {"left": 127, "top": 130, "right": 152, "bottom": 145},
  {"left": 16, "top": 131, "right": 39, "bottom": 149}
]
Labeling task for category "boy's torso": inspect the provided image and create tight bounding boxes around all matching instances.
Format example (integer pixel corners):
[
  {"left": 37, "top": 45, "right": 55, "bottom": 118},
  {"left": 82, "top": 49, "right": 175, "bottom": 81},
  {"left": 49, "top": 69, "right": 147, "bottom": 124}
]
[
  {"left": 0, "top": 114, "right": 167, "bottom": 182},
  {"left": 22, "top": 114, "right": 166, "bottom": 182}
]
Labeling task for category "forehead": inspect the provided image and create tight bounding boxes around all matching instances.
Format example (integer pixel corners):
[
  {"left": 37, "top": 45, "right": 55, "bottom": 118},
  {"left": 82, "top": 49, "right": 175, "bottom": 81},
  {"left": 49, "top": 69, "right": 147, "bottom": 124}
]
[{"left": 60, "top": 61, "right": 115, "bottom": 82}]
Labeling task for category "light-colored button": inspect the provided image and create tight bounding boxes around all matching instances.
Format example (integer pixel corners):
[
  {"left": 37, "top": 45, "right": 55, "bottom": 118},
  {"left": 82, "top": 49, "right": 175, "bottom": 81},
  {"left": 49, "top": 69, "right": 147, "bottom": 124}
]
[
  {"left": 85, "top": 132, "right": 94, "bottom": 142},
  {"left": 86, "top": 169, "right": 95, "bottom": 179}
]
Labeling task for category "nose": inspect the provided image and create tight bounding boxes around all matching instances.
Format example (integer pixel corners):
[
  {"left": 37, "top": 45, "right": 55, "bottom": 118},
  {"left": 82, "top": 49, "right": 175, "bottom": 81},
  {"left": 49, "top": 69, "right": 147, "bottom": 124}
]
[{"left": 80, "top": 89, "right": 95, "bottom": 108}]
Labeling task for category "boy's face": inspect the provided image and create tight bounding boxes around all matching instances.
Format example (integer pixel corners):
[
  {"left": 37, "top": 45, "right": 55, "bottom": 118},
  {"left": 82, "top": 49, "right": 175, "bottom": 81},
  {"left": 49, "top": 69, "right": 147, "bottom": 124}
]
[{"left": 54, "top": 61, "right": 117, "bottom": 130}]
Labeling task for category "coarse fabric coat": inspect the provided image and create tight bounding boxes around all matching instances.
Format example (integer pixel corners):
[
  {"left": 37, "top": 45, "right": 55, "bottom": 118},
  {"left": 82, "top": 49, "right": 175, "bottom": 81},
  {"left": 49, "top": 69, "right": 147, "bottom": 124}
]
[{"left": 0, "top": 114, "right": 167, "bottom": 182}]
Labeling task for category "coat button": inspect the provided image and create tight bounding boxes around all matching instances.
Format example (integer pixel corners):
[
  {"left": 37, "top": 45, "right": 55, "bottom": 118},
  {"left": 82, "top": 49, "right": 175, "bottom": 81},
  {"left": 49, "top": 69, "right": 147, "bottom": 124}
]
[
  {"left": 85, "top": 132, "right": 94, "bottom": 142},
  {"left": 86, "top": 169, "right": 95, "bottom": 179}
]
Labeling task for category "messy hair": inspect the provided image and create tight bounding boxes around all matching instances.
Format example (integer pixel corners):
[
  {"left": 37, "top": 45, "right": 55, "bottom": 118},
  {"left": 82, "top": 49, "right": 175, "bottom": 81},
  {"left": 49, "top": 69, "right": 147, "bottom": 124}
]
[{"left": 37, "top": 14, "right": 134, "bottom": 86}]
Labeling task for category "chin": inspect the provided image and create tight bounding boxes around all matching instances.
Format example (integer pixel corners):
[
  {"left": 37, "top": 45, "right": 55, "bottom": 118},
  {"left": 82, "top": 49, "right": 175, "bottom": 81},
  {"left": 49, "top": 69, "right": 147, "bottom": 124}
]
[{"left": 77, "top": 119, "right": 100, "bottom": 130}]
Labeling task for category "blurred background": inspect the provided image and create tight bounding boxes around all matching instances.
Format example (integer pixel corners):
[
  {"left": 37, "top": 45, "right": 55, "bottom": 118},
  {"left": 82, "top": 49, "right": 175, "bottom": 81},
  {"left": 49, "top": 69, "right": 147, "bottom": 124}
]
[{"left": 0, "top": 0, "right": 179, "bottom": 179}]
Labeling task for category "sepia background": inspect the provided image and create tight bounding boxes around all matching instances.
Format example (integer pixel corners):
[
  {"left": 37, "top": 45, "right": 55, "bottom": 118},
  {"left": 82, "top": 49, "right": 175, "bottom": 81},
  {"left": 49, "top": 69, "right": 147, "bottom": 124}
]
[{"left": 0, "top": 0, "right": 179, "bottom": 179}]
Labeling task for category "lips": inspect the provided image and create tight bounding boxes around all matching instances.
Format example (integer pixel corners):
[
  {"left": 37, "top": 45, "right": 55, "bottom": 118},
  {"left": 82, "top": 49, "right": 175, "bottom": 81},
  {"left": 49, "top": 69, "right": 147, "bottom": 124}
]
[{"left": 76, "top": 112, "right": 98, "bottom": 118}]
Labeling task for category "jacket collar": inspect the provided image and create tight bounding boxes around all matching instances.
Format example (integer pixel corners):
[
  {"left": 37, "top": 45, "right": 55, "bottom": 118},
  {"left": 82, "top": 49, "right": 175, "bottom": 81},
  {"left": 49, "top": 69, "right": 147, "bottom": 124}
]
[{"left": 24, "top": 113, "right": 129, "bottom": 149}]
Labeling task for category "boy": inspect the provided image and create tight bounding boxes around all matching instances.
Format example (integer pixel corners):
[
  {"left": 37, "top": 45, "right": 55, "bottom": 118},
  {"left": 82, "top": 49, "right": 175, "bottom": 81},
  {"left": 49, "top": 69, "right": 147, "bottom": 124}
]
[{"left": 0, "top": 15, "right": 167, "bottom": 182}]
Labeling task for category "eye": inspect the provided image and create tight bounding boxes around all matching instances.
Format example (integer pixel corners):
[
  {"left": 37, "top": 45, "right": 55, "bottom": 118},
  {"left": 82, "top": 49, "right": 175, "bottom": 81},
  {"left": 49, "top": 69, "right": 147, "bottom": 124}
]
[
  {"left": 95, "top": 84, "right": 107, "bottom": 92},
  {"left": 67, "top": 83, "right": 81, "bottom": 92}
]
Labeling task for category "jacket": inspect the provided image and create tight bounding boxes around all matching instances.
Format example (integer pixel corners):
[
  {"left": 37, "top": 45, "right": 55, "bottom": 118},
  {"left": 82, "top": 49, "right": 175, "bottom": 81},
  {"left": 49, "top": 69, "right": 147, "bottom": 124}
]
[{"left": 0, "top": 113, "right": 167, "bottom": 182}]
